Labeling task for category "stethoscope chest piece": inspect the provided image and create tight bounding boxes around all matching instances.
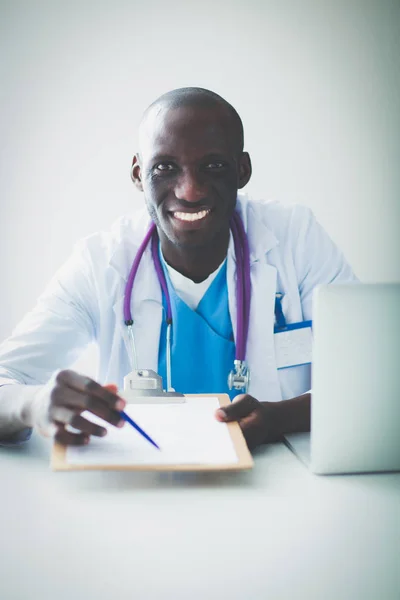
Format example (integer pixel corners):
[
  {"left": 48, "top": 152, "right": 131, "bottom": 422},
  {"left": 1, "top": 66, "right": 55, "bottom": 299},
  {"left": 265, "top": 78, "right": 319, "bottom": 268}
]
[{"left": 228, "top": 360, "right": 250, "bottom": 393}]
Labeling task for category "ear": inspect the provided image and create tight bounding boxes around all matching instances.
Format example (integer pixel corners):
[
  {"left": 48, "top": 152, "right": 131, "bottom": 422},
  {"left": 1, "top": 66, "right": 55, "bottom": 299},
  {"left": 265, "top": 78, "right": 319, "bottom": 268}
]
[
  {"left": 131, "top": 154, "right": 144, "bottom": 191},
  {"left": 237, "top": 152, "right": 252, "bottom": 189}
]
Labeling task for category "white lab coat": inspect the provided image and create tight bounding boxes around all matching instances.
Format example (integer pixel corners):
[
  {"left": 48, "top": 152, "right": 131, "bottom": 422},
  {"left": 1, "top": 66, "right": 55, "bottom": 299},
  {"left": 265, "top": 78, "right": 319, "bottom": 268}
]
[{"left": 0, "top": 194, "right": 356, "bottom": 402}]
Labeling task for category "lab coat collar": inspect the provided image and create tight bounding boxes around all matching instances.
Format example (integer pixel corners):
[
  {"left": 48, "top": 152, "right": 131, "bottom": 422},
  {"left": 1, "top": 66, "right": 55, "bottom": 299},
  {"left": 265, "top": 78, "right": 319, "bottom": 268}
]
[
  {"left": 230, "top": 195, "right": 279, "bottom": 264},
  {"left": 108, "top": 209, "right": 153, "bottom": 282}
]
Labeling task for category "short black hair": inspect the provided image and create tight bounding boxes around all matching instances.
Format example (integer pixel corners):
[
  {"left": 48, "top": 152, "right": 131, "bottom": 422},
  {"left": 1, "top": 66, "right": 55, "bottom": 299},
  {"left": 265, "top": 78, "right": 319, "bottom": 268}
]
[{"left": 141, "top": 87, "right": 244, "bottom": 153}]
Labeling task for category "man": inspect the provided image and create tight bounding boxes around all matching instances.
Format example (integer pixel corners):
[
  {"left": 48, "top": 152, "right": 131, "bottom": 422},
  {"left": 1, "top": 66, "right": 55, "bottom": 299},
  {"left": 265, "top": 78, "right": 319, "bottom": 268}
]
[{"left": 0, "top": 87, "right": 356, "bottom": 449}]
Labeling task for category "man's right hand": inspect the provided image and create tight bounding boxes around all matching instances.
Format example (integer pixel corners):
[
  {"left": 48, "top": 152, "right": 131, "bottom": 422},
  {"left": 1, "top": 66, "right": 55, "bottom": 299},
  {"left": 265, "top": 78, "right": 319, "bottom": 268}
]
[{"left": 41, "top": 369, "right": 126, "bottom": 446}]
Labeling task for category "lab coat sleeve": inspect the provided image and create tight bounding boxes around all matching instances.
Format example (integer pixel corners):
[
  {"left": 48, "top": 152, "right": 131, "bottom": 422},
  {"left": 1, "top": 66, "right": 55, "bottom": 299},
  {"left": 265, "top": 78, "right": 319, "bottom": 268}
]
[
  {"left": 0, "top": 239, "right": 99, "bottom": 388},
  {"left": 291, "top": 206, "right": 358, "bottom": 321}
]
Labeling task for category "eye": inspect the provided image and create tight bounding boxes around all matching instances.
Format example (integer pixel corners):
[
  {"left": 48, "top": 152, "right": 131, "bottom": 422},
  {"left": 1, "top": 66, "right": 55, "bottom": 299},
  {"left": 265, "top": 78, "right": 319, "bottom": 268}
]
[
  {"left": 154, "top": 162, "right": 176, "bottom": 172},
  {"left": 205, "top": 161, "right": 226, "bottom": 170}
]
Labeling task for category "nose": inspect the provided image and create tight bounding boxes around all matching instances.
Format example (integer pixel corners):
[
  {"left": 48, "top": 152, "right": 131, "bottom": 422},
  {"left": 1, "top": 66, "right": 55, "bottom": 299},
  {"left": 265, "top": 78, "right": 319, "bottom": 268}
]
[{"left": 174, "top": 169, "right": 207, "bottom": 203}]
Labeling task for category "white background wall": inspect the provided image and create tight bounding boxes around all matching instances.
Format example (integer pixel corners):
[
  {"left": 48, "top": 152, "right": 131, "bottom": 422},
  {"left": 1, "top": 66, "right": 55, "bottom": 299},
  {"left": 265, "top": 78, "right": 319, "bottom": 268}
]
[{"left": 1, "top": 0, "right": 399, "bottom": 373}]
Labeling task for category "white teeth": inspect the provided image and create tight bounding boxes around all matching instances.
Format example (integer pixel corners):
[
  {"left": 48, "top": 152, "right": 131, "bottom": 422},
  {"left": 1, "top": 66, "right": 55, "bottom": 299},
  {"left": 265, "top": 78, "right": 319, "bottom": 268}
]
[{"left": 173, "top": 210, "right": 210, "bottom": 222}]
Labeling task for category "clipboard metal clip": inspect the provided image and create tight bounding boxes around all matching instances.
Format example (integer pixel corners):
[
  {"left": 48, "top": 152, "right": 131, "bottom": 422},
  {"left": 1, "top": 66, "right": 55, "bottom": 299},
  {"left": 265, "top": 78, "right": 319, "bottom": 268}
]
[{"left": 120, "top": 369, "right": 185, "bottom": 404}]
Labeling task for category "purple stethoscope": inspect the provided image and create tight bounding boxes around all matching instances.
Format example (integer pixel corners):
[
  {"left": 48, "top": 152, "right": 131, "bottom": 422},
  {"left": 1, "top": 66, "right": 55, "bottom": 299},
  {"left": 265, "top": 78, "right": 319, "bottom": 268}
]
[{"left": 123, "top": 211, "right": 251, "bottom": 393}]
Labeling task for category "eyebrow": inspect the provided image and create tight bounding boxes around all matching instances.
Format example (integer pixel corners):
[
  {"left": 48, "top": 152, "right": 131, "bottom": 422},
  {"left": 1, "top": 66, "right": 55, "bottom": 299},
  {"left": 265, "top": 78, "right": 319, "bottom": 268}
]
[{"left": 149, "top": 154, "right": 177, "bottom": 163}]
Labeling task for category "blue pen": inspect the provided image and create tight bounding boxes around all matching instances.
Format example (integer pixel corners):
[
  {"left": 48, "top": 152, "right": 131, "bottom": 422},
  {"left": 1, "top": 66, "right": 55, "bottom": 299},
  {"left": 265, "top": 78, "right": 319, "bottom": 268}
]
[{"left": 120, "top": 410, "right": 161, "bottom": 450}]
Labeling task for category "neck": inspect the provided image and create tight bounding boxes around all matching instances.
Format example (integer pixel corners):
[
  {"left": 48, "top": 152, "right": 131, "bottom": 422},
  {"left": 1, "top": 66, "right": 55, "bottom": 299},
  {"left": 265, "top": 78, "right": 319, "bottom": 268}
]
[{"left": 159, "top": 228, "right": 230, "bottom": 283}]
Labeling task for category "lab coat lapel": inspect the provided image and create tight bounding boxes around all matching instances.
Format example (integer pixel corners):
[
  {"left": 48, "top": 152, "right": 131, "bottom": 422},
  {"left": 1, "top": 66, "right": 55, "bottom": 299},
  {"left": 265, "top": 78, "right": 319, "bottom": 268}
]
[
  {"left": 246, "top": 260, "right": 281, "bottom": 402},
  {"left": 227, "top": 203, "right": 282, "bottom": 402},
  {"left": 110, "top": 240, "right": 162, "bottom": 373}
]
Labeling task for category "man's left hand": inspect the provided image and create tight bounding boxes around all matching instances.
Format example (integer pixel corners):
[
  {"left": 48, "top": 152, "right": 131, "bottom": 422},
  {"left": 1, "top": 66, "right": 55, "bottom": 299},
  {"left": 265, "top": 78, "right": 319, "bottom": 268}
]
[
  {"left": 215, "top": 392, "right": 311, "bottom": 450},
  {"left": 215, "top": 395, "right": 281, "bottom": 450}
]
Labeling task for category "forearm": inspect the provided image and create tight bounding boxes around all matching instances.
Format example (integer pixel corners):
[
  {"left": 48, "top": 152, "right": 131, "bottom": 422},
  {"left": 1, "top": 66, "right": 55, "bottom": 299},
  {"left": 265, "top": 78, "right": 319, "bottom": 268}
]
[{"left": 269, "top": 392, "right": 311, "bottom": 439}]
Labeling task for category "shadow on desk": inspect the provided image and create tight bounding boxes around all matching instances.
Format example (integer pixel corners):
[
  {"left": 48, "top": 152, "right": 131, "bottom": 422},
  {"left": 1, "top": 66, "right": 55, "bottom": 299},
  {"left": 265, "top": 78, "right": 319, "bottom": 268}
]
[{"left": 60, "top": 445, "right": 272, "bottom": 492}]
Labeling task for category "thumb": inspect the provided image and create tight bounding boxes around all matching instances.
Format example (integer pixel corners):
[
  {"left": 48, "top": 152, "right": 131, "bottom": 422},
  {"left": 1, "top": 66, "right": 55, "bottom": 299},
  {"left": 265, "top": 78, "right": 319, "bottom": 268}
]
[{"left": 215, "top": 394, "right": 259, "bottom": 422}]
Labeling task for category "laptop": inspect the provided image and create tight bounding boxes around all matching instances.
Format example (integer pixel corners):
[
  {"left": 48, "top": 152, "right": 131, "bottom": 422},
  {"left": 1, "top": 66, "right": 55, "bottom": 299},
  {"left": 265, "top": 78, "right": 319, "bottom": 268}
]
[{"left": 284, "top": 283, "right": 400, "bottom": 474}]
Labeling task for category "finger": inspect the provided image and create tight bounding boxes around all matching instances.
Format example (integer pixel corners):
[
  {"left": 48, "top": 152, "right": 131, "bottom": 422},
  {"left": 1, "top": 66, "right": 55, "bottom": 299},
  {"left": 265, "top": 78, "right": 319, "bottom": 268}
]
[
  {"left": 215, "top": 394, "right": 246, "bottom": 421},
  {"left": 54, "top": 425, "right": 90, "bottom": 446},
  {"left": 69, "top": 414, "right": 108, "bottom": 437},
  {"left": 56, "top": 370, "right": 125, "bottom": 411},
  {"left": 215, "top": 395, "right": 260, "bottom": 422},
  {"left": 237, "top": 412, "right": 266, "bottom": 450},
  {"left": 51, "top": 382, "right": 125, "bottom": 428},
  {"left": 51, "top": 406, "right": 107, "bottom": 437},
  {"left": 103, "top": 383, "right": 118, "bottom": 394}
]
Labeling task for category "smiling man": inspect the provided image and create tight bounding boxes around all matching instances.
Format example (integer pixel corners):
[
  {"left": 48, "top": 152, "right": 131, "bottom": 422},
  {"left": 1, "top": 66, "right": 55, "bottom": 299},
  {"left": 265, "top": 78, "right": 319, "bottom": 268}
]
[
  {"left": 133, "top": 90, "right": 249, "bottom": 285},
  {"left": 0, "top": 87, "right": 357, "bottom": 449}
]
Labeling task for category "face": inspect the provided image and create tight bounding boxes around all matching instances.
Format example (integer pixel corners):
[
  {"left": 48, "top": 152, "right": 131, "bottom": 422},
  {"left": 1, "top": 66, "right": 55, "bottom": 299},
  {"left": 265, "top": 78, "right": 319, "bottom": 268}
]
[{"left": 131, "top": 104, "right": 251, "bottom": 250}]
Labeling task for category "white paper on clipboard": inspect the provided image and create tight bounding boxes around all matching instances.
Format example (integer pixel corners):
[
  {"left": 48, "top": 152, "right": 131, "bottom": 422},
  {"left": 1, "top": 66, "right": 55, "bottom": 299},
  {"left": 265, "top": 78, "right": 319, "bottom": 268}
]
[{"left": 66, "top": 396, "right": 238, "bottom": 466}]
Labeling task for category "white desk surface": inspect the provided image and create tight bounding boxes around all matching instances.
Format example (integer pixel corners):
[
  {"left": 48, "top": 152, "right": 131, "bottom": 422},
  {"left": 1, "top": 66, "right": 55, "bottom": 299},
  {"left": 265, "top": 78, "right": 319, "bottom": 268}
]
[{"left": 1, "top": 433, "right": 399, "bottom": 600}]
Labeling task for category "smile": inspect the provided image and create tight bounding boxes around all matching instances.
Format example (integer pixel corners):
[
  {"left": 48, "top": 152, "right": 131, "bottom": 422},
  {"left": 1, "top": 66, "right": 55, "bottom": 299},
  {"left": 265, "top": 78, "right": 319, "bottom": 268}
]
[{"left": 173, "top": 209, "right": 211, "bottom": 222}]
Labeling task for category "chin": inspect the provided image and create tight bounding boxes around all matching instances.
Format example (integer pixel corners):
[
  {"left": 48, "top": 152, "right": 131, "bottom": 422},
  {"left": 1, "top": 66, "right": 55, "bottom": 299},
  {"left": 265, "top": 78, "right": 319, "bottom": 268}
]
[{"left": 173, "top": 227, "right": 223, "bottom": 252}]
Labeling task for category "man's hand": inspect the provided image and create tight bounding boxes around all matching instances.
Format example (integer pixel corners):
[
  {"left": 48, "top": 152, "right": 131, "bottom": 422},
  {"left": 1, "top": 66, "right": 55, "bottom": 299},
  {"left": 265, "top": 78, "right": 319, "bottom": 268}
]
[
  {"left": 215, "top": 393, "right": 311, "bottom": 450},
  {"left": 215, "top": 395, "right": 281, "bottom": 449},
  {"left": 46, "top": 370, "right": 126, "bottom": 446}
]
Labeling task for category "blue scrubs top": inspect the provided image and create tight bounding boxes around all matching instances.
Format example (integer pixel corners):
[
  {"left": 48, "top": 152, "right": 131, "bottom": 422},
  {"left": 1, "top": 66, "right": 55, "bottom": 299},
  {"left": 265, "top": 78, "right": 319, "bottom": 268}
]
[{"left": 158, "top": 259, "right": 237, "bottom": 401}]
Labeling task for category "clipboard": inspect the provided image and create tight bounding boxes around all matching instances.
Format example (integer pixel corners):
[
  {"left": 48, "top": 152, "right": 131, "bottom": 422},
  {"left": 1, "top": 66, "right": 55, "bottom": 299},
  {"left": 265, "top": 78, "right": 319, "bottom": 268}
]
[{"left": 51, "top": 394, "right": 254, "bottom": 472}]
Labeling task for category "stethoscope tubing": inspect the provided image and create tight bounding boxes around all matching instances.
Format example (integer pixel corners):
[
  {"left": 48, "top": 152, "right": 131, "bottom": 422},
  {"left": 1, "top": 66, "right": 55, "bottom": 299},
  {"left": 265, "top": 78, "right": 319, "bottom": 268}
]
[{"left": 123, "top": 211, "right": 251, "bottom": 374}]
